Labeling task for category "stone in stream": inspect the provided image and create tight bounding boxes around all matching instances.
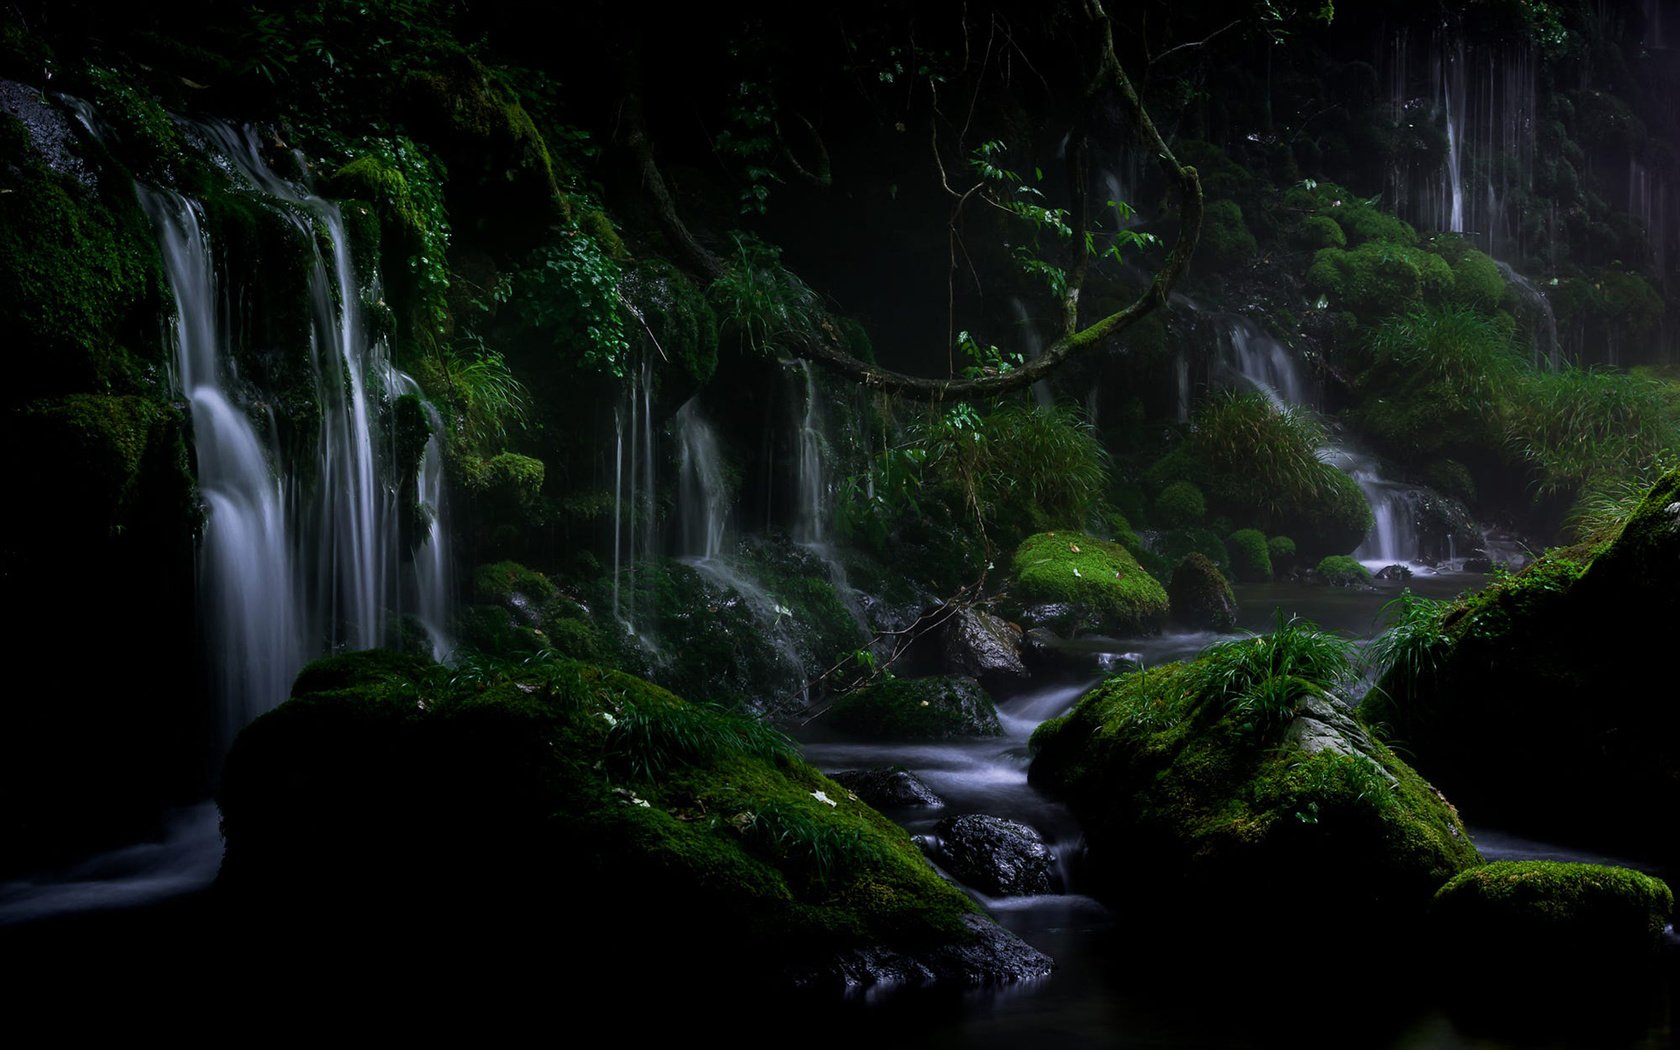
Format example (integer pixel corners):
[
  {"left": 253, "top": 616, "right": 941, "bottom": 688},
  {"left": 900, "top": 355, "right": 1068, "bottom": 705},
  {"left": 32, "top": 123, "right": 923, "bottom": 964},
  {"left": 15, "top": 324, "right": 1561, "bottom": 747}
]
[
  {"left": 829, "top": 767, "right": 945, "bottom": 809},
  {"left": 823, "top": 675, "right": 1002, "bottom": 740},
  {"left": 1374, "top": 563, "right": 1412, "bottom": 580},
  {"left": 926, "top": 814, "right": 1059, "bottom": 897},
  {"left": 1166, "top": 552, "right": 1237, "bottom": 630},
  {"left": 788, "top": 913, "right": 1054, "bottom": 990},
  {"left": 940, "top": 607, "right": 1029, "bottom": 689}
]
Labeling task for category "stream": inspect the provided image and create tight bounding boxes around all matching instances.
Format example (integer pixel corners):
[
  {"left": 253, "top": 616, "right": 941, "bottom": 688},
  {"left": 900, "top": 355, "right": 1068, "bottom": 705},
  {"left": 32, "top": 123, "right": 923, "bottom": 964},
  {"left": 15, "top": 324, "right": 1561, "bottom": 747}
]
[{"left": 797, "top": 570, "right": 1678, "bottom": 1047}]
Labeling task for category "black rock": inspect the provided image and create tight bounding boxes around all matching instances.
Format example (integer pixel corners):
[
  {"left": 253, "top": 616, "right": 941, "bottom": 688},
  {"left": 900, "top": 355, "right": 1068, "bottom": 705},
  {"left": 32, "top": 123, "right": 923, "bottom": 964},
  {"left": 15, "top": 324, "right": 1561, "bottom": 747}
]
[
  {"left": 941, "top": 607, "right": 1029, "bottom": 689},
  {"left": 829, "top": 767, "right": 945, "bottom": 809},
  {"left": 787, "top": 913, "right": 1054, "bottom": 991},
  {"left": 929, "top": 814, "right": 1058, "bottom": 897},
  {"left": 1375, "top": 564, "right": 1413, "bottom": 580}
]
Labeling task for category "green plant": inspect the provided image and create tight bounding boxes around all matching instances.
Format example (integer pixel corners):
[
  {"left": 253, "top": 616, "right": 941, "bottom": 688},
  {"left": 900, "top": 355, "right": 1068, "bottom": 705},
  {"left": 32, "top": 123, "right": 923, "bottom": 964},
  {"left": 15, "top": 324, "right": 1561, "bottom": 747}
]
[
  {"left": 1504, "top": 367, "right": 1679, "bottom": 506},
  {"left": 736, "top": 800, "right": 892, "bottom": 888},
  {"left": 708, "top": 234, "right": 820, "bottom": 355},
  {"left": 1226, "top": 528, "right": 1273, "bottom": 582},
  {"left": 438, "top": 339, "right": 531, "bottom": 451},
  {"left": 1365, "top": 306, "right": 1521, "bottom": 411},
  {"left": 1365, "top": 589, "right": 1453, "bottom": 694},
  {"left": 1185, "top": 613, "right": 1356, "bottom": 729},
  {"left": 1155, "top": 480, "right": 1207, "bottom": 528},
  {"left": 505, "top": 222, "right": 629, "bottom": 376},
  {"left": 605, "top": 695, "right": 797, "bottom": 782},
  {"left": 1316, "top": 555, "right": 1371, "bottom": 586}
]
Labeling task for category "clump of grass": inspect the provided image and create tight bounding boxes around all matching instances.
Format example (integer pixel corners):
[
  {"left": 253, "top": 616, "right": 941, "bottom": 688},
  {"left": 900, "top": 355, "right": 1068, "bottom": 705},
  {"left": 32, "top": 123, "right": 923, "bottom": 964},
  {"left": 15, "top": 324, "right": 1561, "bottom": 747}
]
[
  {"left": 605, "top": 694, "right": 797, "bottom": 782},
  {"left": 1366, "top": 306, "right": 1522, "bottom": 409},
  {"left": 1190, "top": 392, "right": 1330, "bottom": 518},
  {"left": 1185, "top": 613, "right": 1356, "bottom": 729},
  {"left": 737, "top": 800, "right": 892, "bottom": 888},
  {"left": 1504, "top": 367, "right": 1679, "bottom": 507},
  {"left": 1365, "top": 589, "right": 1454, "bottom": 696}
]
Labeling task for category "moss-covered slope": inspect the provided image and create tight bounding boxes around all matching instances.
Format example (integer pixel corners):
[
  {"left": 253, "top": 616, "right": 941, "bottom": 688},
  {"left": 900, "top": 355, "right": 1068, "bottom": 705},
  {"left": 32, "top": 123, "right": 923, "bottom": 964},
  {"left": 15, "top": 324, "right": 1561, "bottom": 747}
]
[{"left": 219, "top": 650, "right": 1047, "bottom": 989}]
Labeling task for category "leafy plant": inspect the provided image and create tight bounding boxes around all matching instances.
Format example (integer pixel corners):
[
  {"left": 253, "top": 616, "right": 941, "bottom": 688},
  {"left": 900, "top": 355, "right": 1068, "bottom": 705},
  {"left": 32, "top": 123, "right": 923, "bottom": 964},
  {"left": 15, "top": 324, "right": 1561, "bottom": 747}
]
[
  {"left": 506, "top": 223, "right": 629, "bottom": 377},
  {"left": 736, "top": 800, "right": 890, "bottom": 888},
  {"left": 439, "top": 338, "right": 531, "bottom": 450},
  {"left": 1185, "top": 613, "right": 1355, "bottom": 729},
  {"left": 1365, "top": 589, "right": 1453, "bottom": 694},
  {"left": 604, "top": 695, "right": 797, "bottom": 782},
  {"left": 708, "top": 234, "right": 821, "bottom": 355}
]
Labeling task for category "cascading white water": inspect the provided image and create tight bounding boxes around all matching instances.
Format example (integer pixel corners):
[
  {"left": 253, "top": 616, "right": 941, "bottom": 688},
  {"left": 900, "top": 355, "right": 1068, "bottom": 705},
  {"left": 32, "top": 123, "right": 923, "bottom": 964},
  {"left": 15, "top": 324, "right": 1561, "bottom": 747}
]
[
  {"left": 1218, "top": 315, "right": 1309, "bottom": 409},
  {"left": 142, "top": 187, "right": 306, "bottom": 740},
  {"left": 1215, "top": 311, "right": 1430, "bottom": 566},
  {"left": 675, "top": 399, "right": 731, "bottom": 560},
  {"left": 1010, "top": 298, "right": 1056, "bottom": 408},
  {"left": 611, "top": 353, "right": 658, "bottom": 634},
  {"left": 790, "top": 361, "right": 830, "bottom": 545},
  {"left": 1496, "top": 260, "right": 1560, "bottom": 369},
  {"left": 148, "top": 123, "right": 456, "bottom": 738}
]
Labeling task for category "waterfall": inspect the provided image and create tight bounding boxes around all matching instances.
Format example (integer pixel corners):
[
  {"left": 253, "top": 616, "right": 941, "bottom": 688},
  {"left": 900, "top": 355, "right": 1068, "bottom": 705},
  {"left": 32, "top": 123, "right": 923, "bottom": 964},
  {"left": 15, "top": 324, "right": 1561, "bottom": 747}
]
[
  {"left": 1385, "top": 29, "right": 1538, "bottom": 260},
  {"left": 675, "top": 399, "right": 730, "bottom": 560},
  {"left": 1011, "top": 298, "right": 1055, "bottom": 407},
  {"left": 144, "top": 123, "right": 455, "bottom": 742},
  {"left": 1212, "top": 309, "right": 1439, "bottom": 566},
  {"left": 1496, "top": 260, "right": 1559, "bottom": 369},
  {"left": 790, "top": 361, "right": 830, "bottom": 545},
  {"left": 611, "top": 353, "right": 658, "bottom": 633}
]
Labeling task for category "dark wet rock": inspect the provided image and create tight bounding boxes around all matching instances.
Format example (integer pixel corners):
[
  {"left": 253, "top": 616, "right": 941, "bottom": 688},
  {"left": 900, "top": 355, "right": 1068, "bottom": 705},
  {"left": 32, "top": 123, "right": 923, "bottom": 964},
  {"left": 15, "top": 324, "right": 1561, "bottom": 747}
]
[
  {"left": 787, "top": 913, "right": 1054, "bottom": 991},
  {"left": 824, "top": 675, "right": 1002, "bottom": 740},
  {"left": 1364, "top": 470, "right": 1680, "bottom": 858},
  {"left": 928, "top": 814, "right": 1058, "bottom": 897},
  {"left": 1374, "top": 563, "right": 1413, "bottom": 580},
  {"left": 830, "top": 767, "right": 945, "bottom": 809},
  {"left": 0, "top": 80, "right": 94, "bottom": 185},
  {"left": 941, "top": 607, "right": 1028, "bottom": 688},
  {"left": 1460, "top": 556, "right": 1493, "bottom": 573},
  {"left": 1167, "top": 553, "right": 1237, "bottom": 630}
]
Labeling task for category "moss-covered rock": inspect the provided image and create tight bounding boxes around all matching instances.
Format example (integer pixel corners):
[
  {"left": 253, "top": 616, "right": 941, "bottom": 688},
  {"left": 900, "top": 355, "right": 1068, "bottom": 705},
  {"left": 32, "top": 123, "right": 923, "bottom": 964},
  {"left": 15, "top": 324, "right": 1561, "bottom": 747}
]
[
  {"left": 1432, "top": 861, "right": 1673, "bottom": 966},
  {"left": 1307, "top": 240, "right": 1453, "bottom": 322},
  {"left": 1167, "top": 553, "right": 1237, "bottom": 630},
  {"left": 1153, "top": 480, "right": 1206, "bottom": 528},
  {"left": 1225, "top": 528, "right": 1273, "bottom": 582},
  {"left": 1007, "top": 531, "right": 1169, "bottom": 636},
  {"left": 1315, "top": 554, "right": 1372, "bottom": 587},
  {"left": 824, "top": 676, "right": 1001, "bottom": 740},
  {"left": 1196, "top": 199, "right": 1258, "bottom": 272},
  {"left": 1267, "top": 535, "right": 1297, "bottom": 573},
  {"left": 1030, "top": 640, "right": 1480, "bottom": 936},
  {"left": 219, "top": 651, "right": 1049, "bottom": 989},
  {"left": 1363, "top": 471, "right": 1680, "bottom": 857}
]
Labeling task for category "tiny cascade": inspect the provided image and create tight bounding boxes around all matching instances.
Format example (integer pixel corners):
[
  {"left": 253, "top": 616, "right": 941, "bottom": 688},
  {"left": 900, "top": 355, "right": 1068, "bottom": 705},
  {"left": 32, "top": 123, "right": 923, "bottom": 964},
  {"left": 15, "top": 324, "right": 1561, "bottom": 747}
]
[
  {"left": 790, "top": 360, "right": 830, "bottom": 545},
  {"left": 675, "top": 398, "right": 731, "bottom": 560},
  {"left": 1496, "top": 260, "right": 1559, "bottom": 369},
  {"left": 612, "top": 353, "right": 658, "bottom": 633},
  {"left": 1010, "top": 298, "right": 1056, "bottom": 408},
  {"left": 1218, "top": 314, "right": 1309, "bottom": 410}
]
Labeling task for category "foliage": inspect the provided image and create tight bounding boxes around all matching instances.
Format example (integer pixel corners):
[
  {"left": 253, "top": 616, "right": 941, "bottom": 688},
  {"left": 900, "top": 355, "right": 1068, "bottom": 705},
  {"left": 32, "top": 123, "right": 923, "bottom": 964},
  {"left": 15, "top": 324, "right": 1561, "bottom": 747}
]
[
  {"left": 504, "top": 222, "right": 629, "bottom": 377},
  {"left": 433, "top": 339, "right": 531, "bottom": 452},
  {"left": 1267, "top": 535, "right": 1297, "bottom": 570},
  {"left": 1315, "top": 554, "right": 1370, "bottom": 586},
  {"left": 1226, "top": 528, "right": 1273, "bottom": 582},
  {"left": 1504, "top": 366, "right": 1680, "bottom": 504},
  {"left": 708, "top": 234, "right": 821, "bottom": 355},
  {"left": 1185, "top": 613, "right": 1356, "bottom": 729},
  {"left": 1154, "top": 480, "right": 1206, "bottom": 528},
  {"left": 1197, "top": 199, "right": 1258, "bottom": 271},
  {"left": 714, "top": 77, "right": 781, "bottom": 216},
  {"left": 329, "top": 136, "right": 451, "bottom": 345},
  {"left": 1365, "top": 306, "right": 1522, "bottom": 410},
  {"left": 605, "top": 694, "right": 797, "bottom": 782},
  {"left": 1364, "top": 589, "right": 1453, "bottom": 699}
]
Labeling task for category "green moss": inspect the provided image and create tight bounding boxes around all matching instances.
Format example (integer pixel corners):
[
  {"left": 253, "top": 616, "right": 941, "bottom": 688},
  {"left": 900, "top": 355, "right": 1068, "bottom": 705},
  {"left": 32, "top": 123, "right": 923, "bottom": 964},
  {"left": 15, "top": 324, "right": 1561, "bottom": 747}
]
[
  {"left": 1196, "top": 199, "right": 1258, "bottom": 271},
  {"left": 1291, "top": 214, "right": 1346, "bottom": 251},
  {"left": 464, "top": 452, "right": 545, "bottom": 513},
  {"left": 219, "top": 652, "right": 980, "bottom": 973},
  {"left": 1450, "top": 248, "right": 1506, "bottom": 313},
  {"left": 1167, "top": 553, "right": 1236, "bottom": 630},
  {"left": 1158, "top": 527, "right": 1230, "bottom": 574},
  {"left": 1307, "top": 240, "right": 1454, "bottom": 322},
  {"left": 824, "top": 676, "right": 1001, "bottom": 740},
  {"left": 1029, "top": 637, "right": 1480, "bottom": 935},
  {"left": 473, "top": 560, "right": 557, "bottom": 606},
  {"left": 1009, "top": 531, "right": 1170, "bottom": 635},
  {"left": 1267, "top": 535, "right": 1297, "bottom": 572},
  {"left": 0, "top": 114, "right": 162, "bottom": 400},
  {"left": 1154, "top": 480, "right": 1206, "bottom": 528},
  {"left": 1433, "top": 861, "right": 1673, "bottom": 963},
  {"left": 1225, "top": 528, "right": 1272, "bottom": 582},
  {"left": 621, "top": 258, "right": 719, "bottom": 389},
  {"left": 1316, "top": 555, "right": 1371, "bottom": 586}
]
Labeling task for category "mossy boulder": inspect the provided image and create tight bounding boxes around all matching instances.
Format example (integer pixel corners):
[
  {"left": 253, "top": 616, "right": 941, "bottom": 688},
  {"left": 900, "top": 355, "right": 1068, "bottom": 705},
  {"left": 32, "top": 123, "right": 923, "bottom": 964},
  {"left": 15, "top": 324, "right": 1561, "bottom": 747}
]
[
  {"left": 1267, "top": 535, "right": 1297, "bottom": 573},
  {"left": 1307, "top": 241, "right": 1453, "bottom": 322},
  {"left": 1196, "top": 199, "right": 1258, "bottom": 272},
  {"left": 1363, "top": 471, "right": 1680, "bottom": 857},
  {"left": 219, "top": 651, "right": 1049, "bottom": 989},
  {"left": 1167, "top": 553, "right": 1237, "bottom": 631},
  {"left": 1226, "top": 528, "right": 1273, "bottom": 582},
  {"left": 824, "top": 676, "right": 1001, "bottom": 741},
  {"left": 1316, "top": 555, "right": 1372, "bottom": 587},
  {"left": 1432, "top": 862, "right": 1673, "bottom": 967},
  {"left": 1030, "top": 652, "right": 1481, "bottom": 936},
  {"left": 1007, "top": 531, "right": 1169, "bottom": 636},
  {"left": 1153, "top": 480, "right": 1206, "bottom": 528}
]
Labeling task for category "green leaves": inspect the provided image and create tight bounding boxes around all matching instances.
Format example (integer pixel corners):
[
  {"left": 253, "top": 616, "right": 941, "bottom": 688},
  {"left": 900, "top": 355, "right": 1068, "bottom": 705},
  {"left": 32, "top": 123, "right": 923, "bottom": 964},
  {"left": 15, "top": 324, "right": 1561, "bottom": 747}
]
[{"left": 510, "top": 222, "right": 630, "bottom": 378}]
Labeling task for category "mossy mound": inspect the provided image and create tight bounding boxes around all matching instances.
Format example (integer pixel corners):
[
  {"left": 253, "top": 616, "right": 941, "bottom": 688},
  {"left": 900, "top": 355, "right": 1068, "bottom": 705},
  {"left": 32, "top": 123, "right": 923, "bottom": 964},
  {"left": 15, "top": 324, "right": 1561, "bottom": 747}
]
[
  {"left": 1226, "top": 528, "right": 1273, "bottom": 582},
  {"left": 1007, "top": 531, "right": 1169, "bottom": 636},
  {"left": 824, "top": 676, "right": 1001, "bottom": 741},
  {"left": 1316, "top": 554, "right": 1372, "bottom": 587},
  {"left": 1167, "top": 553, "right": 1237, "bottom": 630},
  {"left": 1432, "top": 862, "right": 1673, "bottom": 966},
  {"left": 219, "top": 651, "right": 1044, "bottom": 989},
  {"left": 1030, "top": 639, "right": 1480, "bottom": 936},
  {"left": 1363, "top": 470, "right": 1680, "bottom": 858}
]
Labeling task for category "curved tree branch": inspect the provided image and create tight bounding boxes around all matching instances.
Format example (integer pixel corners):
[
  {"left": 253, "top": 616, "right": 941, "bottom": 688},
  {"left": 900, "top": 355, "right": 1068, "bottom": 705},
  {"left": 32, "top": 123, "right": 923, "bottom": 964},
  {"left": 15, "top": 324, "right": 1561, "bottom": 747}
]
[{"left": 627, "top": 0, "right": 1202, "bottom": 402}]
